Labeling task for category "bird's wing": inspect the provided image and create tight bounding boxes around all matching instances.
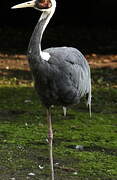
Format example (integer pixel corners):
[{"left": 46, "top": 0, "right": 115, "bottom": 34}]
[{"left": 45, "top": 47, "right": 91, "bottom": 104}]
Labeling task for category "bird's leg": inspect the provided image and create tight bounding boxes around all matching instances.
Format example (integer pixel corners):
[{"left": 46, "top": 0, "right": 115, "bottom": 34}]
[{"left": 47, "top": 108, "right": 54, "bottom": 180}]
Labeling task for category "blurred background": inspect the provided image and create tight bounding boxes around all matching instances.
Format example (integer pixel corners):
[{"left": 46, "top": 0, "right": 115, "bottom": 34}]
[{"left": 0, "top": 0, "right": 117, "bottom": 54}]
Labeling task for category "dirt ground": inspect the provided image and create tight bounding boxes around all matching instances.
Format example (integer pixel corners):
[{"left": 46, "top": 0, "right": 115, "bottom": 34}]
[{"left": 0, "top": 53, "right": 117, "bottom": 74}]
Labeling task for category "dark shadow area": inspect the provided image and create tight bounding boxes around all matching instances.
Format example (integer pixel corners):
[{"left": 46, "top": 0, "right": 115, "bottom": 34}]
[
  {"left": 2, "top": 0, "right": 117, "bottom": 27},
  {"left": 0, "top": 0, "right": 117, "bottom": 55},
  {"left": 0, "top": 25, "right": 117, "bottom": 55}
]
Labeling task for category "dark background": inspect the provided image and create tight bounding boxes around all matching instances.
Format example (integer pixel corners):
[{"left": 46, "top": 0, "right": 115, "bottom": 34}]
[
  {"left": 0, "top": 0, "right": 117, "bottom": 54},
  {"left": 1, "top": 0, "right": 117, "bottom": 26}
]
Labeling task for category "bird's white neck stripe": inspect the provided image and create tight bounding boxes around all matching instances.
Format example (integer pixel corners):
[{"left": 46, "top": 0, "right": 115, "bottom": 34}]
[{"left": 39, "top": 5, "right": 56, "bottom": 61}]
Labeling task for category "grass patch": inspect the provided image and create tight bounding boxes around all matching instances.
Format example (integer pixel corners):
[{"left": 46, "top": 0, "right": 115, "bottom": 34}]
[{"left": 0, "top": 65, "right": 117, "bottom": 179}]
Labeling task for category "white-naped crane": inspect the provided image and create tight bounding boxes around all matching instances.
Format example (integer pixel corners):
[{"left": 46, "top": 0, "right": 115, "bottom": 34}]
[{"left": 11, "top": 0, "right": 91, "bottom": 179}]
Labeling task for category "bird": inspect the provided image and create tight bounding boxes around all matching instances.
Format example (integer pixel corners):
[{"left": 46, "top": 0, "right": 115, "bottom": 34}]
[{"left": 11, "top": 0, "right": 91, "bottom": 179}]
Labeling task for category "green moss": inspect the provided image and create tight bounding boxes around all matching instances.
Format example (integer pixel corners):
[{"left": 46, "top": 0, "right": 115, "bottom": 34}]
[{"left": 0, "top": 67, "right": 117, "bottom": 179}]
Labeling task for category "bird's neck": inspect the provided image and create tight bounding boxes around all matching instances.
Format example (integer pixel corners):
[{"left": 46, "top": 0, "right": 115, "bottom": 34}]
[{"left": 28, "top": 6, "right": 56, "bottom": 60}]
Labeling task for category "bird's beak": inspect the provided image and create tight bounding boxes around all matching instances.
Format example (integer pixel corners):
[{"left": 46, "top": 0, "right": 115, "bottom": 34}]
[{"left": 11, "top": 0, "right": 35, "bottom": 9}]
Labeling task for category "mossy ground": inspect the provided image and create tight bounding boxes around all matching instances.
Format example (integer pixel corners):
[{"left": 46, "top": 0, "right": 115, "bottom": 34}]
[{"left": 0, "top": 56, "right": 117, "bottom": 180}]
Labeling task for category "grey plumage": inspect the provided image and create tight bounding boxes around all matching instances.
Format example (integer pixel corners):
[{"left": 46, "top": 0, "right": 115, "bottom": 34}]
[
  {"left": 27, "top": 11, "right": 91, "bottom": 110},
  {"left": 28, "top": 46, "right": 91, "bottom": 109},
  {"left": 11, "top": 0, "right": 91, "bottom": 179}
]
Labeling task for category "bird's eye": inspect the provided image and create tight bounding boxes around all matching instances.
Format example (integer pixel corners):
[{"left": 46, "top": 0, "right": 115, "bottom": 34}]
[{"left": 36, "top": 0, "right": 52, "bottom": 9}]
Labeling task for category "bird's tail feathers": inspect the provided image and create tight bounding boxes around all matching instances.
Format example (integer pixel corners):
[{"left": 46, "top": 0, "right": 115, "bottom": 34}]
[
  {"left": 88, "top": 102, "right": 91, "bottom": 118},
  {"left": 87, "top": 81, "right": 92, "bottom": 118}
]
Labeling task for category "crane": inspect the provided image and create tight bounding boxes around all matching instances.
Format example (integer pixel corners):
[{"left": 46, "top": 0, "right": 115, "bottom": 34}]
[{"left": 11, "top": 0, "right": 91, "bottom": 179}]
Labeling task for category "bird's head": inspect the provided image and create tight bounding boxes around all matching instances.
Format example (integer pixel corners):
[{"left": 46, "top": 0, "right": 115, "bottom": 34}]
[{"left": 11, "top": 0, "right": 56, "bottom": 11}]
